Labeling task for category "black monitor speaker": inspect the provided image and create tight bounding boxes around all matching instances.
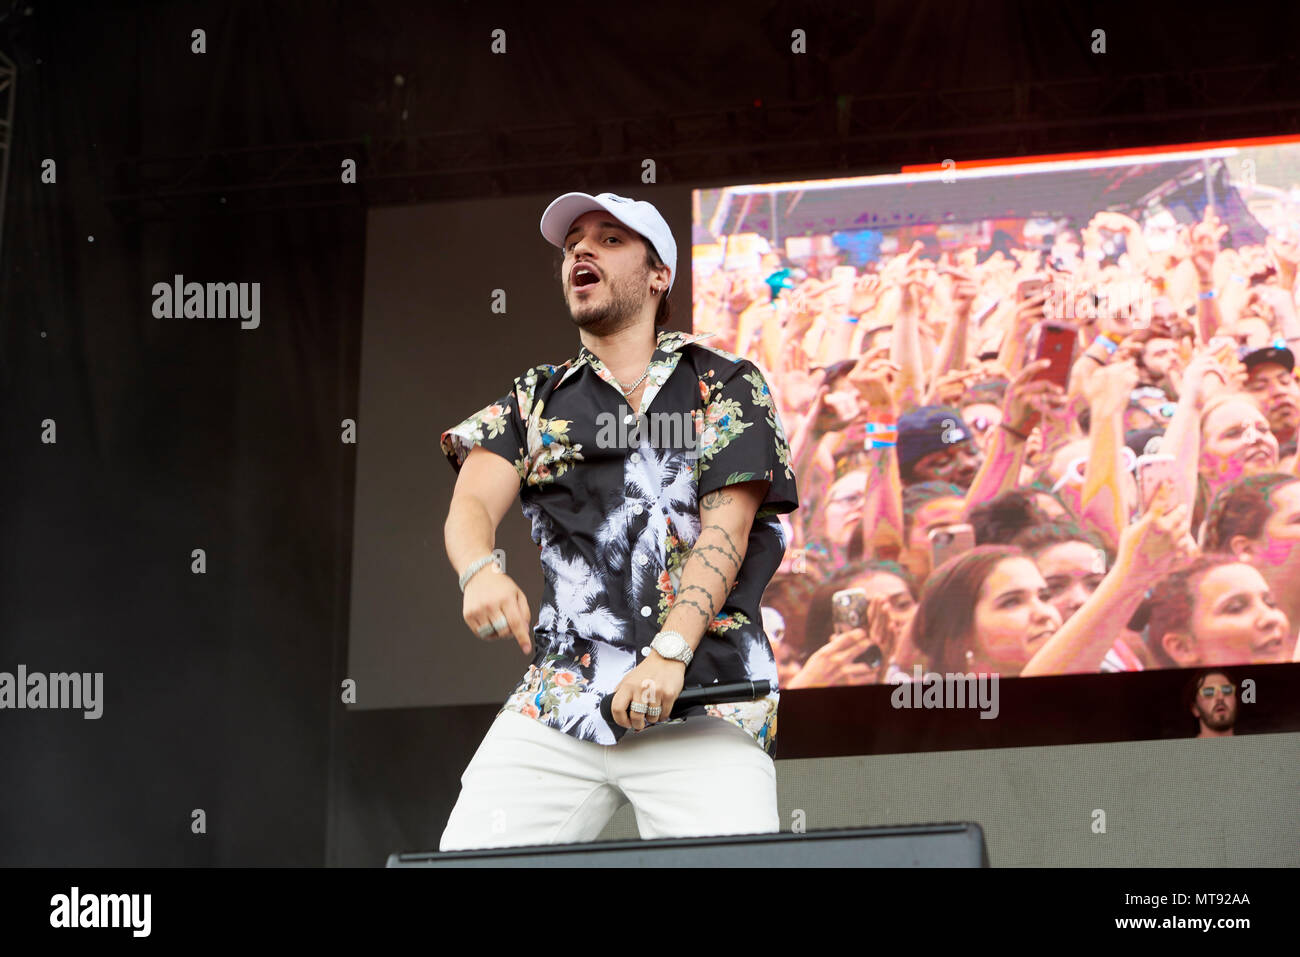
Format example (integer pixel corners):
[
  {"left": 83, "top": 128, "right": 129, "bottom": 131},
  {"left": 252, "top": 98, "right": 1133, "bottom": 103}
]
[{"left": 388, "top": 822, "right": 988, "bottom": 867}]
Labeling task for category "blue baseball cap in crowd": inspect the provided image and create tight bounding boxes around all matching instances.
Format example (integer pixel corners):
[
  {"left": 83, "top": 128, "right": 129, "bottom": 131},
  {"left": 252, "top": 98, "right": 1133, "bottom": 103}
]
[{"left": 898, "top": 405, "right": 973, "bottom": 471}]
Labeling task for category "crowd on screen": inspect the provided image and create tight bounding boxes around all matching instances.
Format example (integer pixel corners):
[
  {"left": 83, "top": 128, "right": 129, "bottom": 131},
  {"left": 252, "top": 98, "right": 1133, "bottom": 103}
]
[{"left": 695, "top": 204, "right": 1300, "bottom": 686}]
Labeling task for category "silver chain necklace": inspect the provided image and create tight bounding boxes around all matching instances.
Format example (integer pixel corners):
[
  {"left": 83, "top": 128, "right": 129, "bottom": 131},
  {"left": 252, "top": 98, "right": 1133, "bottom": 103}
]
[{"left": 616, "top": 364, "right": 651, "bottom": 396}]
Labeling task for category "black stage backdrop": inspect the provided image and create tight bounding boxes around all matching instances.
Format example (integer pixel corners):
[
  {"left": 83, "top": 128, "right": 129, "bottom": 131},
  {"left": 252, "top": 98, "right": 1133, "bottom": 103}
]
[
  {"left": 2, "top": 0, "right": 1299, "bottom": 867},
  {"left": 1, "top": 1, "right": 370, "bottom": 866}
]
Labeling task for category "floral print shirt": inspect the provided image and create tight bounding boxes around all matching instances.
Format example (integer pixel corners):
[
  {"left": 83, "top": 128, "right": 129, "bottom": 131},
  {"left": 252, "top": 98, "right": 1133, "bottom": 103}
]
[{"left": 440, "top": 329, "right": 800, "bottom": 757}]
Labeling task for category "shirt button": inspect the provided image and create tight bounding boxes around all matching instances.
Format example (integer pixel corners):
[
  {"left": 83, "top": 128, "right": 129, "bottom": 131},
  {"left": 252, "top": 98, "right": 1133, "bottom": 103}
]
[
  {"left": 637, "top": 554, "right": 649, "bottom": 567},
  {"left": 641, "top": 645, "right": 652, "bottom": 656},
  {"left": 640, "top": 606, "right": 651, "bottom": 617},
  {"left": 630, "top": 452, "right": 641, "bottom": 463}
]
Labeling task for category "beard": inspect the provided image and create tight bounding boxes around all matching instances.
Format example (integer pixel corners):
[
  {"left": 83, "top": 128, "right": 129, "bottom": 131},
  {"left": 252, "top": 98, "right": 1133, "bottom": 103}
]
[
  {"left": 1269, "top": 406, "right": 1300, "bottom": 438},
  {"left": 1199, "top": 705, "right": 1235, "bottom": 731},
  {"left": 564, "top": 266, "right": 650, "bottom": 335}
]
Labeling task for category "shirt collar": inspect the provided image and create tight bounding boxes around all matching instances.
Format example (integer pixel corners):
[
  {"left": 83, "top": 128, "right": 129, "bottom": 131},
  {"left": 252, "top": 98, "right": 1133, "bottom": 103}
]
[{"left": 562, "top": 329, "right": 715, "bottom": 385}]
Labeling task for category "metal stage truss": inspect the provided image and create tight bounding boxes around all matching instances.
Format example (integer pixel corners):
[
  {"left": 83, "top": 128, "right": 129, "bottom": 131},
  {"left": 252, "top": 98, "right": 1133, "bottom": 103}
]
[{"left": 104, "top": 64, "right": 1300, "bottom": 222}]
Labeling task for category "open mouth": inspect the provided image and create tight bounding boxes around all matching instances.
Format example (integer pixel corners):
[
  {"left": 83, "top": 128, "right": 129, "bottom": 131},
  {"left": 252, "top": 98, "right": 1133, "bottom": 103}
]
[{"left": 571, "top": 264, "right": 601, "bottom": 289}]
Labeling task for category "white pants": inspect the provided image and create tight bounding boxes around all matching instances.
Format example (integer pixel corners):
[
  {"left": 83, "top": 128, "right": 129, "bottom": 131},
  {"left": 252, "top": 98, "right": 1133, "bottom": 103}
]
[{"left": 439, "top": 709, "right": 779, "bottom": 851}]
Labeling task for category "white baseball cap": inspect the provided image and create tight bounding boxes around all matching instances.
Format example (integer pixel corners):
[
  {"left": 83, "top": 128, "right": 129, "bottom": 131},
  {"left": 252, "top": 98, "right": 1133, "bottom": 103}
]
[{"left": 539, "top": 191, "right": 676, "bottom": 294}]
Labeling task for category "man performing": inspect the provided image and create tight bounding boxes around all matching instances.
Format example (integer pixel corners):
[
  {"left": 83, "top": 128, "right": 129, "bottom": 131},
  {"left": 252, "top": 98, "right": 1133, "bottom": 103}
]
[{"left": 438, "top": 192, "right": 800, "bottom": 850}]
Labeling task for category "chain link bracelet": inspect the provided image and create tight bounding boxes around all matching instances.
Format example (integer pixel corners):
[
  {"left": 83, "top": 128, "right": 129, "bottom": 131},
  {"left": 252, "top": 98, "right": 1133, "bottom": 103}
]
[{"left": 458, "top": 553, "right": 499, "bottom": 593}]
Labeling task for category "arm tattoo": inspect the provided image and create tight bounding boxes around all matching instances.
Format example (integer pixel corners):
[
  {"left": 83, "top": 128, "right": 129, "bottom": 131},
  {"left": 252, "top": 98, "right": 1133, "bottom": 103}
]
[
  {"left": 672, "top": 597, "right": 713, "bottom": 624},
  {"left": 698, "top": 524, "right": 741, "bottom": 567},
  {"left": 687, "top": 547, "right": 732, "bottom": 588},
  {"left": 701, "top": 488, "right": 735, "bottom": 511},
  {"left": 676, "top": 584, "right": 717, "bottom": 618}
]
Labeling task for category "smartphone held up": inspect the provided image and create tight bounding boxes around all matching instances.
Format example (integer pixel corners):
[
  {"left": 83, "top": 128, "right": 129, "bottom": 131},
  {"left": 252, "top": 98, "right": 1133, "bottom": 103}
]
[
  {"left": 929, "top": 523, "right": 976, "bottom": 572},
  {"left": 1029, "top": 321, "right": 1078, "bottom": 391},
  {"left": 831, "top": 588, "right": 883, "bottom": 669}
]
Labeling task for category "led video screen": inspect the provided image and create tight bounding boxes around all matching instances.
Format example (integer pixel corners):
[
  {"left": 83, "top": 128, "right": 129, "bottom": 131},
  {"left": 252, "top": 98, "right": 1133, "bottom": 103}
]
[{"left": 694, "top": 137, "right": 1300, "bottom": 702}]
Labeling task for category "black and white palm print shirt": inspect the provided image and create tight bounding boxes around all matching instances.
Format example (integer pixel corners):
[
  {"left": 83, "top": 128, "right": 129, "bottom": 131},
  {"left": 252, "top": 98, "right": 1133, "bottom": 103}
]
[{"left": 440, "top": 329, "right": 800, "bottom": 757}]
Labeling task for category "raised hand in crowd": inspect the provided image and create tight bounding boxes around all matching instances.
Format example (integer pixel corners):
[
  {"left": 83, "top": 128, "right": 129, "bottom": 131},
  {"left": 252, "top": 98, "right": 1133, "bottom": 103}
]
[
  {"left": 926, "top": 366, "right": 984, "bottom": 407},
  {"left": 786, "top": 625, "right": 882, "bottom": 688},
  {"left": 1157, "top": 346, "right": 1246, "bottom": 514},
  {"left": 1077, "top": 356, "right": 1140, "bottom": 549},
  {"left": 1022, "top": 481, "right": 1192, "bottom": 676},
  {"left": 928, "top": 266, "right": 978, "bottom": 382},
  {"left": 1267, "top": 230, "right": 1300, "bottom": 289},
  {"left": 1115, "top": 480, "right": 1198, "bottom": 579},
  {"left": 1007, "top": 357, "right": 1070, "bottom": 433},
  {"left": 1082, "top": 354, "right": 1140, "bottom": 419},
  {"left": 1087, "top": 210, "right": 1149, "bottom": 269},
  {"left": 1188, "top": 205, "right": 1229, "bottom": 280},
  {"left": 846, "top": 344, "right": 901, "bottom": 415},
  {"left": 849, "top": 273, "right": 885, "bottom": 316},
  {"left": 1182, "top": 205, "right": 1230, "bottom": 338},
  {"left": 962, "top": 357, "right": 1065, "bottom": 516},
  {"left": 848, "top": 346, "right": 906, "bottom": 561},
  {"left": 998, "top": 288, "right": 1050, "bottom": 376}
]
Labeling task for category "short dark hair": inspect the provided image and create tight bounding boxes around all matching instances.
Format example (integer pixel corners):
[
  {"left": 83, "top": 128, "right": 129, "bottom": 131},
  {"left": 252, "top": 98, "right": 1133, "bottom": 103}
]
[
  {"left": 1127, "top": 326, "right": 1173, "bottom": 375},
  {"left": 968, "top": 490, "right": 1049, "bottom": 546},
  {"left": 644, "top": 240, "right": 672, "bottom": 328},
  {"left": 1022, "top": 481, "right": 1077, "bottom": 521},
  {"left": 1012, "top": 520, "right": 1110, "bottom": 565},
  {"left": 1183, "top": 667, "right": 1238, "bottom": 713},
  {"left": 1202, "top": 473, "right": 1300, "bottom": 552}
]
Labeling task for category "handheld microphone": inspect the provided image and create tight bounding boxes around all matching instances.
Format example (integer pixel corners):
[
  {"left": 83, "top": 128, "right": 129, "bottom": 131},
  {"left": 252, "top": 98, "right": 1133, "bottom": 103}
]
[{"left": 599, "top": 680, "right": 771, "bottom": 727}]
